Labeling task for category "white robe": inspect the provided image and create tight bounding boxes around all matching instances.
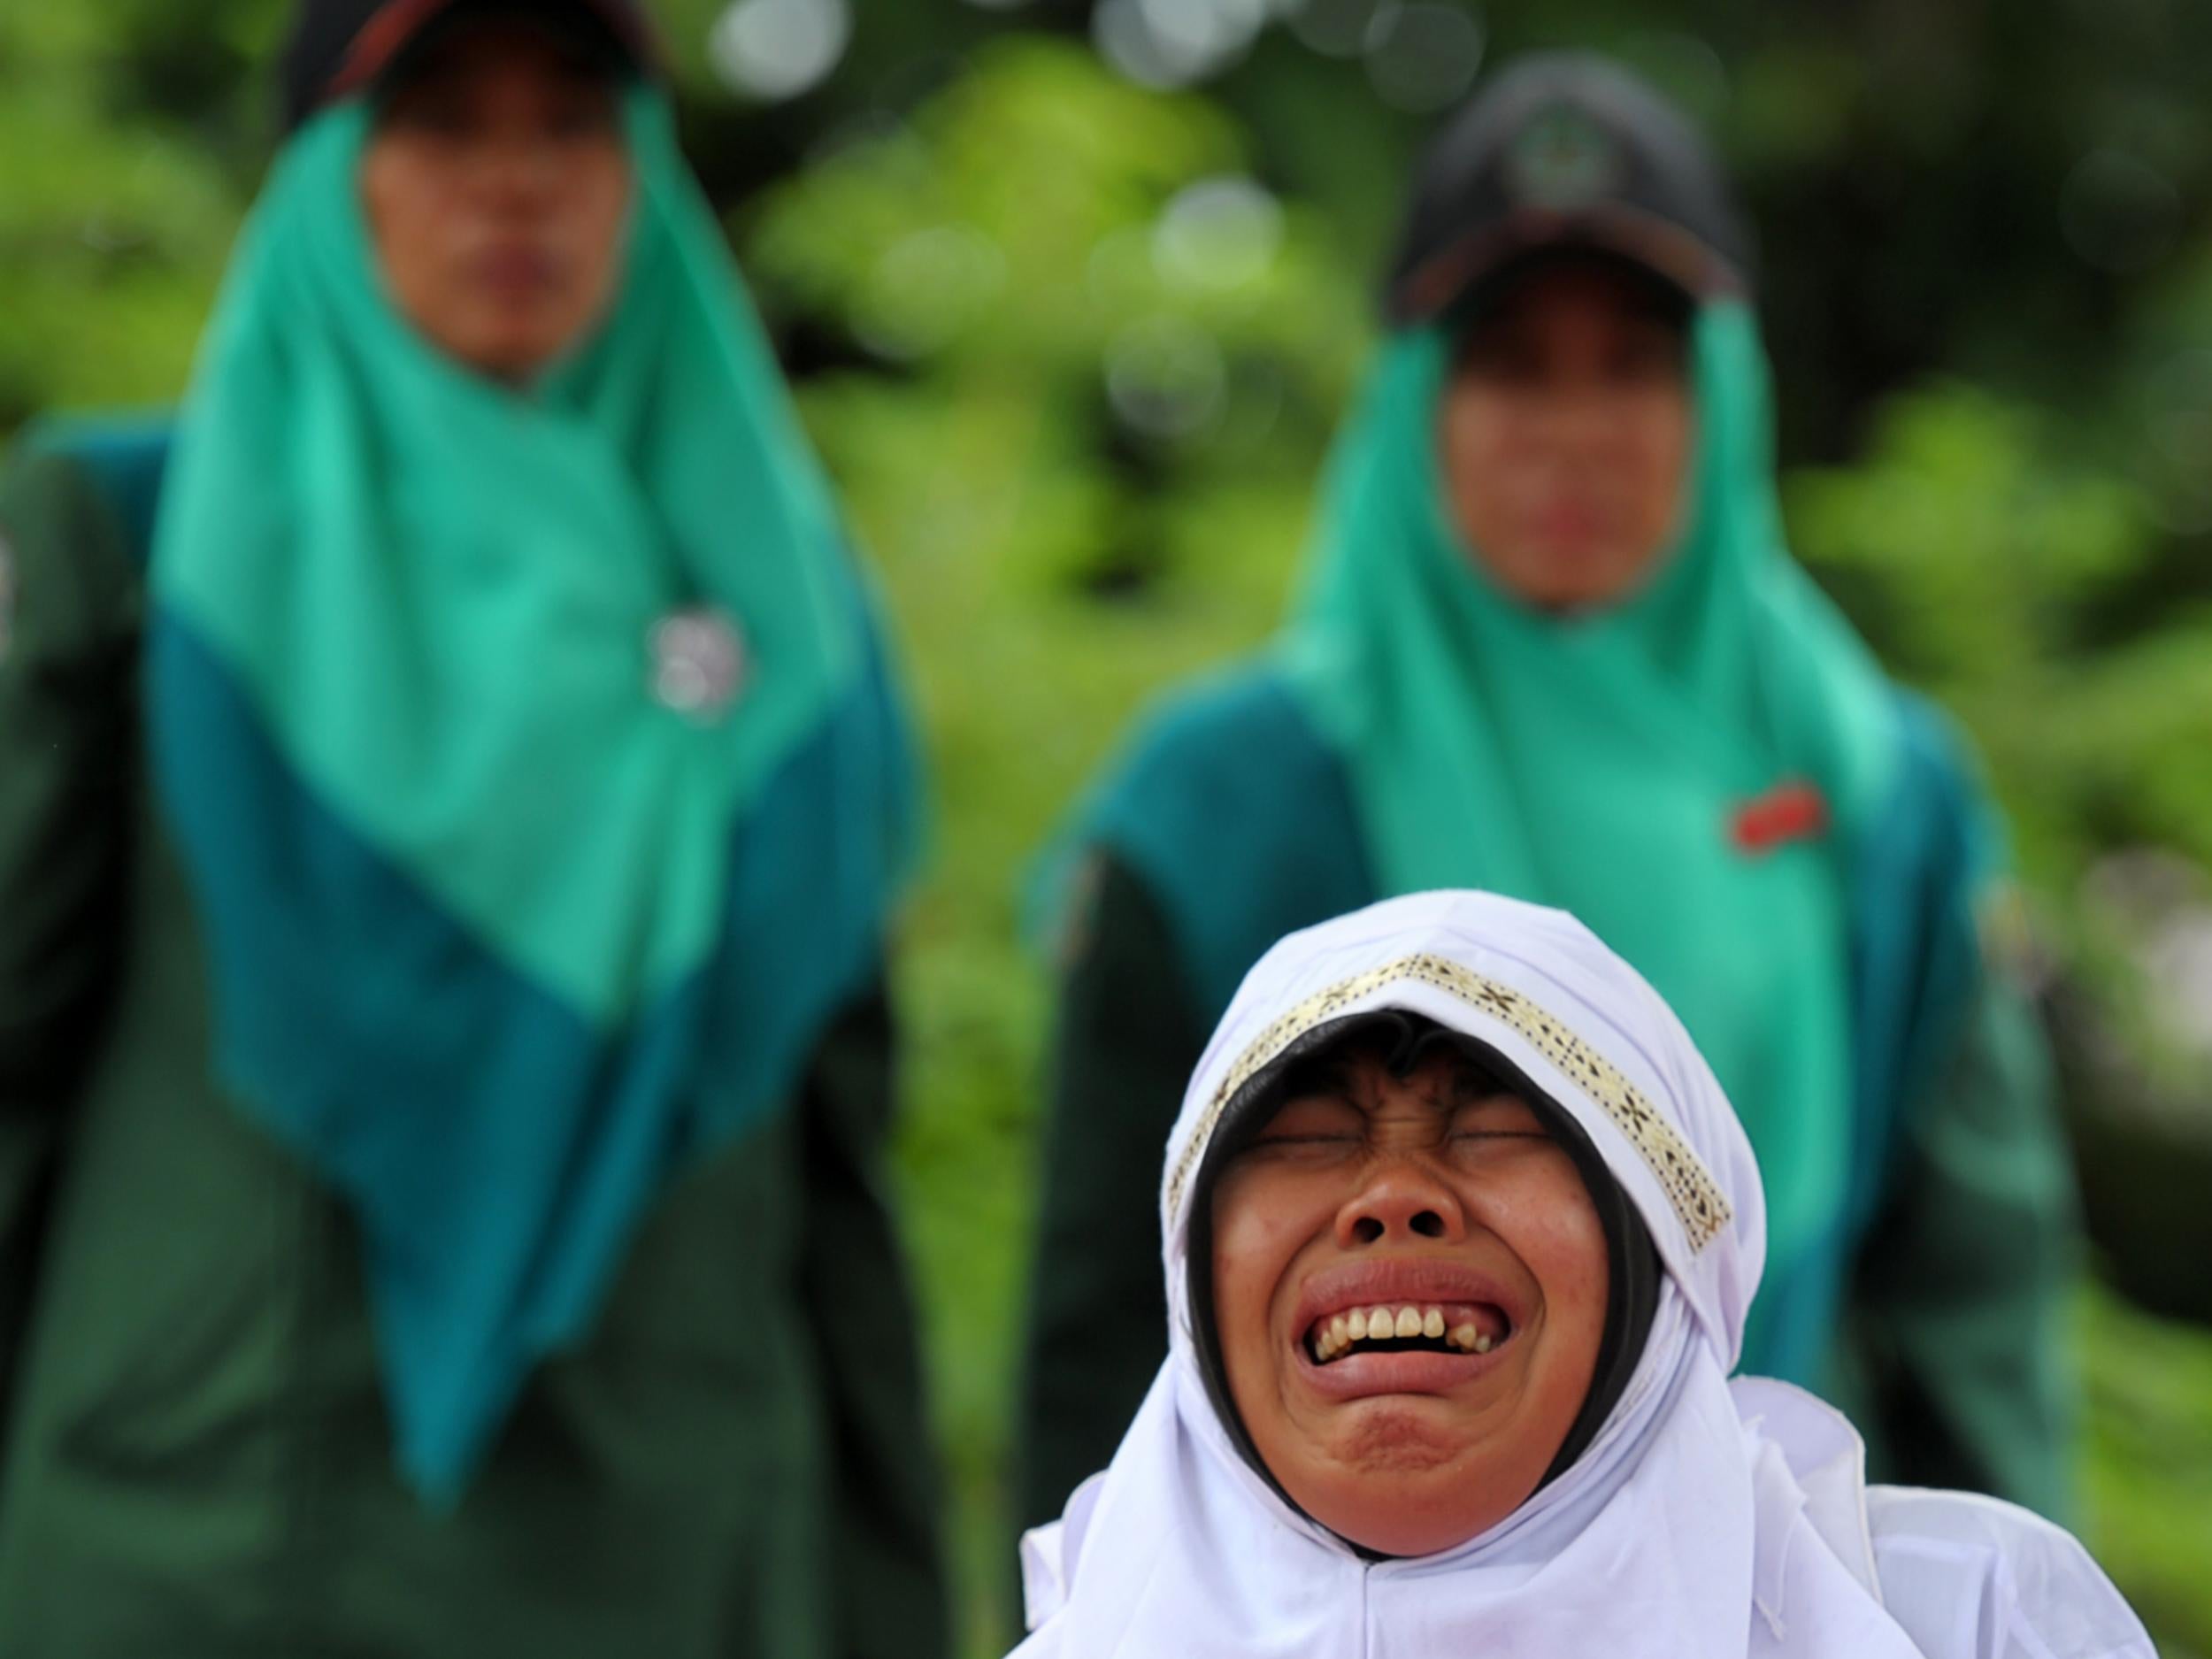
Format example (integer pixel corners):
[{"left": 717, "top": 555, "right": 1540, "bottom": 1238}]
[{"left": 1012, "top": 892, "right": 2150, "bottom": 1659}]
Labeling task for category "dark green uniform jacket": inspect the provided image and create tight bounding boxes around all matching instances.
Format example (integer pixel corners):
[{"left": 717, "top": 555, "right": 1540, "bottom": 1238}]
[
  {"left": 0, "top": 424, "right": 948, "bottom": 1658},
  {"left": 1018, "top": 667, "right": 2078, "bottom": 1537}
]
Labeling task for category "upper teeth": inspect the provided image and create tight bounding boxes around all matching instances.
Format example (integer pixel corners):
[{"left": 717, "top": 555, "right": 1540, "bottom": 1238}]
[{"left": 1312, "top": 1304, "right": 1496, "bottom": 1362}]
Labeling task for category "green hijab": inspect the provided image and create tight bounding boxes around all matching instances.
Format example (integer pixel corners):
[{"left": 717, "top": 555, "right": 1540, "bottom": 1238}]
[
  {"left": 1275, "top": 304, "right": 1899, "bottom": 1315},
  {"left": 159, "top": 92, "right": 857, "bottom": 1020}
]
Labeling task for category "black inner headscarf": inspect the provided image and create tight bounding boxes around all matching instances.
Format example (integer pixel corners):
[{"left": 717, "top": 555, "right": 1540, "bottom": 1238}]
[
  {"left": 1184, "top": 1009, "right": 1663, "bottom": 1555},
  {"left": 1445, "top": 243, "right": 1697, "bottom": 352},
  {"left": 279, "top": 0, "right": 652, "bottom": 130}
]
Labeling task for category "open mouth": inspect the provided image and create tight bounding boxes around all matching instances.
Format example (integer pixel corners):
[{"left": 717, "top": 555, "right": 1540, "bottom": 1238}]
[{"left": 1305, "top": 1302, "right": 1514, "bottom": 1366}]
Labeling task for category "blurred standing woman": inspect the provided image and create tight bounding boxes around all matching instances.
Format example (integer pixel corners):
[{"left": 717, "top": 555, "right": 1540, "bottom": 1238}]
[
  {"left": 1020, "top": 54, "right": 2076, "bottom": 1538},
  {"left": 0, "top": 3, "right": 944, "bottom": 1654}
]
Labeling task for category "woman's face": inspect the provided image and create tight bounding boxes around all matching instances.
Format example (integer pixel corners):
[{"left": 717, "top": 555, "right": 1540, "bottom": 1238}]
[
  {"left": 1210, "top": 1035, "right": 1609, "bottom": 1558},
  {"left": 1437, "top": 261, "right": 1694, "bottom": 611},
  {"left": 361, "top": 20, "right": 632, "bottom": 383}
]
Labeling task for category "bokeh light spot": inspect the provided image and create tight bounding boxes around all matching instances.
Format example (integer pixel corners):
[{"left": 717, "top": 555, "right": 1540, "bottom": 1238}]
[
  {"left": 710, "top": 0, "right": 852, "bottom": 103},
  {"left": 1154, "top": 176, "right": 1286, "bottom": 292},
  {"left": 1288, "top": 0, "right": 1388, "bottom": 58},
  {"left": 1093, "top": 0, "right": 1264, "bottom": 88},
  {"left": 856, "top": 226, "right": 1009, "bottom": 362},
  {"left": 1106, "top": 314, "right": 1229, "bottom": 441},
  {"left": 1363, "top": 4, "right": 1485, "bottom": 114}
]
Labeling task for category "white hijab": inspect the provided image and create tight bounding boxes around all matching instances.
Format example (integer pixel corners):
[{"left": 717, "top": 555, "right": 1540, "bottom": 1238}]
[{"left": 1015, "top": 891, "right": 2150, "bottom": 1659}]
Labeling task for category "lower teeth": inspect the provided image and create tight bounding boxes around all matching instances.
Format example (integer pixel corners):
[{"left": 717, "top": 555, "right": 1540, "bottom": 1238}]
[{"left": 1314, "top": 1329, "right": 1502, "bottom": 1363}]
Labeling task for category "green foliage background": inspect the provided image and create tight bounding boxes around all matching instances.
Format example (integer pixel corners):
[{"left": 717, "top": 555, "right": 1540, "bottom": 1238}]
[{"left": 4, "top": 3, "right": 2211, "bottom": 1655}]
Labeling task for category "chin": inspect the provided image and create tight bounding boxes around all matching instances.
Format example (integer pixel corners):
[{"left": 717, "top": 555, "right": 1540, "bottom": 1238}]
[
  {"left": 454, "top": 327, "right": 570, "bottom": 383},
  {"left": 1506, "top": 542, "right": 1646, "bottom": 610},
  {"left": 1291, "top": 1412, "right": 1537, "bottom": 1556},
  {"left": 1312, "top": 1484, "right": 1513, "bottom": 1560},
  {"left": 1532, "top": 575, "right": 1641, "bottom": 613},
  {"left": 448, "top": 297, "right": 593, "bottom": 377},
  {"left": 1329, "top": 1397, "right": 1478, "bottom": 1474}
]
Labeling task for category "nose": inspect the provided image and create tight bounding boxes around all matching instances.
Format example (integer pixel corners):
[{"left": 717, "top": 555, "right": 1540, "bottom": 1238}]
[
  {"left": 1335, "top": 1162, "right": 1467, "bottom": 1248},
  {"left": 1527, "top": 384, "right": 1624, "bottom": 451},
  {"left": 476, "top": 130, "right": 565, "bottom": 212}
]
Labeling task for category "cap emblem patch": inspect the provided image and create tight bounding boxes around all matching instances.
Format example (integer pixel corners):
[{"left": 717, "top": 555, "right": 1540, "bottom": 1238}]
[{"left": 1506, "top": 104, "right": 1622, "bottom": 211}]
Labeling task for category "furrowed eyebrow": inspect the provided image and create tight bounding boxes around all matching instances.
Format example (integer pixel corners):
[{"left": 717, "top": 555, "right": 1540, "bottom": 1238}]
[
  {"left": 1444, "top": 1066, "right": 1518, "bottom": 1108},
  {"left": 1272, "top": 1052, "right": 1358, "bottom": 1103}
]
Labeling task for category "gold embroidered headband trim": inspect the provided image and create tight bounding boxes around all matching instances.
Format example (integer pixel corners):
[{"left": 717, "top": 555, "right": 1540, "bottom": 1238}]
[{"left": 1168, "top": 953, "right": 1732, "bottom": 1252}]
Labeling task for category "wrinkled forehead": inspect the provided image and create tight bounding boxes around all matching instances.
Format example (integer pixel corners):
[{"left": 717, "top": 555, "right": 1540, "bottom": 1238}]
[{"left": 1162, "top": 895, "right": 1760, "bottom": 1335}]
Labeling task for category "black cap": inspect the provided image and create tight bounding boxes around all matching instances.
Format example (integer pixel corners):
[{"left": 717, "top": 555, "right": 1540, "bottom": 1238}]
[
  {"left": 279, "top": 0, "right": 658, "bottom": 132},
  {"left": 1385, "top": 52, "right": 1755, "bottom": 326}
]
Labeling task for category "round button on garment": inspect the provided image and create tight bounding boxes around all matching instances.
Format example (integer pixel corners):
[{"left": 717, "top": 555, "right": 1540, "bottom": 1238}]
[{"left": 649, "top": 607, "right": 748, "bottom": 723}]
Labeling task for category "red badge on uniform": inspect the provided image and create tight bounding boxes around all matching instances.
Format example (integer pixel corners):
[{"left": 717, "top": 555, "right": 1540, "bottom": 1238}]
[{"left": 1730, "top": 780, "right": 1828, "bottom": 853}]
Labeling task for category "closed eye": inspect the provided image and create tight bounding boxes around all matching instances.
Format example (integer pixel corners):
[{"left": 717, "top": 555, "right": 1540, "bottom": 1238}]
[
  {"left": 1255, "top": 1094, "right": 1366, "bottom": 1146},
  {"left": 1249, "top": 1126, "right": 1366, "bottom": 1155}
]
